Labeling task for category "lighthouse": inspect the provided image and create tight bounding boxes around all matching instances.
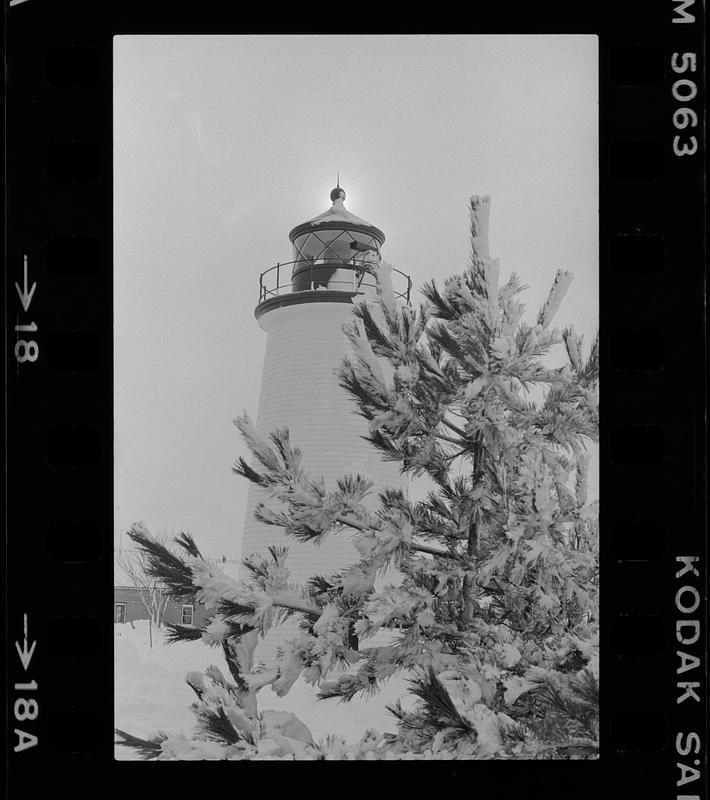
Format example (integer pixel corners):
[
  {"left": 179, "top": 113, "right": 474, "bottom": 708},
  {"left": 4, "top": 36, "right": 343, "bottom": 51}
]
[{"left": 239, "top": 185, "right": 411, "bottom": 663}]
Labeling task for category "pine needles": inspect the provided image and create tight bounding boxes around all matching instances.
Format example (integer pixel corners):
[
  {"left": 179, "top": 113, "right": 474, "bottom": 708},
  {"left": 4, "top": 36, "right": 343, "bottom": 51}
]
[
  {"left": 115, "top": 728, "right": 169, "bottom": 758},
  {"left": 126, "top": 525, "right": 196, "bottom": 598}
]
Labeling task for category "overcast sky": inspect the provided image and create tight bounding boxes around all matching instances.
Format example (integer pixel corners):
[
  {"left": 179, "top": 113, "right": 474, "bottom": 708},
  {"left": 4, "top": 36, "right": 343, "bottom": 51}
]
[{"left": 114, "top": 34, "right": 598, "bottom": 558}]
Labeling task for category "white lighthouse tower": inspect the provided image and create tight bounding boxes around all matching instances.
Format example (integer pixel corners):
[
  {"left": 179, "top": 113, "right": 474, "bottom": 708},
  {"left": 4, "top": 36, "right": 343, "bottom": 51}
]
[{"left": 239, "top": 184, "right": 411, "bottom": 662}]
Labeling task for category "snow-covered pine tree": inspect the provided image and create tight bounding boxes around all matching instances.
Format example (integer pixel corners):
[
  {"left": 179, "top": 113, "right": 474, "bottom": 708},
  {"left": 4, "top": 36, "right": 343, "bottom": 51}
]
[{"left": 116, "top": 196, "right": 598, "bottom": 760}]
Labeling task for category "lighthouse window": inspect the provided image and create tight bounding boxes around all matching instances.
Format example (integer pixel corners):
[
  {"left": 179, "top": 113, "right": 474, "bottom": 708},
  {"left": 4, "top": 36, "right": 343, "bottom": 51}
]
[
  {"left": 293, "top": 230, "right": 379, "bottom": 266},
  {"left": 323, "top": 236, "right": 351, "bottom": 262},
  {"left": 290, "top": 229, "right": 381, "bottom": 293}
]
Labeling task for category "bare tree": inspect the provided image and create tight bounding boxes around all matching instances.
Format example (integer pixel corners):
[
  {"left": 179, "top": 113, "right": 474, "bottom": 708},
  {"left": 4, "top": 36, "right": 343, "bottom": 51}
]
[{"left": 116, "top": 523, "right": 177, "bottom": 645}]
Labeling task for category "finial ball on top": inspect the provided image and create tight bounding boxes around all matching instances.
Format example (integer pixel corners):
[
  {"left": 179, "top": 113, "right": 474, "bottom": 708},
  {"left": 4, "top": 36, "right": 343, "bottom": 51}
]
[{"left": 330, "top": 186, "right": 346, "bottom": 202}]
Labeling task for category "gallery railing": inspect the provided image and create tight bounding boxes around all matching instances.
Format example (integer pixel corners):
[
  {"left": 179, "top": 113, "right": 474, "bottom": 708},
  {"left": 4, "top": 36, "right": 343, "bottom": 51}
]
[{"left": 258, "top": 259, "right": 412, "bottom": 304}]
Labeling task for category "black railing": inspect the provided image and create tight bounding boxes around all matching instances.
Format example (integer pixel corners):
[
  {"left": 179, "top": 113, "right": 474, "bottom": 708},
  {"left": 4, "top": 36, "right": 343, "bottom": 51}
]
[{"left": 258, "top": 259, "right": 412, "bottom": 304}]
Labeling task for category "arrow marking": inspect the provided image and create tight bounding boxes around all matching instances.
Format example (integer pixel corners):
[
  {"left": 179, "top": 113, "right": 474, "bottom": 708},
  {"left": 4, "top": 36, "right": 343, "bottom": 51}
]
[
  {"left": 15, "top": 255, "right": 37, "bottom": 313},
  {"left": 15, "top": 614, "right": 36, "bottom": 671}
]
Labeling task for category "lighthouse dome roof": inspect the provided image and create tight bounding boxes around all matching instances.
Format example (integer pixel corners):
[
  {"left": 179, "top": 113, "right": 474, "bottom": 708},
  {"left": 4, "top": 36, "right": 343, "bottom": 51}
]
[{"left": 289, "top": 187, "right": 385, "bottom": 244}]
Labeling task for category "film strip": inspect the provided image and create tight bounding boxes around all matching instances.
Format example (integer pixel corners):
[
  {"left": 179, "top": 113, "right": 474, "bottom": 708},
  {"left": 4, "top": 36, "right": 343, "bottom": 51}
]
[{"left": 5, "top": 3, "right": 705, "bottom": 796}]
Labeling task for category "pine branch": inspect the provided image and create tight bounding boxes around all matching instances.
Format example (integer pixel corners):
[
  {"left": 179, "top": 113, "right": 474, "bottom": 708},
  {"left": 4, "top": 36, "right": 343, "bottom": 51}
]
[
  {"left": 240, "top": 555, "right": 270, "bottom": 580},
  {"left": 267, "top": 544, "right": 289, "bottom": 563},
  {"left": 580, "top": 332, "right": 599, "bottom": 386},
  {"left": 334, "top": 512, "right": 370, "bottom": 532},
  {"left": 273, "top": 593, "right": 321, "bottom": 618},
  {"left": 413, "top": 542, "right": 458, "bottom": 560},
  {"left": 174, "top": 531, "right": 203, "bottom": 559},
  {"left": 232, "top": 458, "right": 267, "bottom": 486},
  {"left": 218, "top": 598, "right": 264, "bottom": 619},
  {"left": 441, "top": 418, "right": 468, "bottom": 438},
  {"left": 194, "top": 704, "right": 247, "bottom": 745},
  {"left": 421, "top": 280, "right": 458, "bottom": 321},
  {"left": 407, "top": 668, "right": 473, "bottom": 732},
  {"left": 335, "top": 511, "right": 457, "bottom": 559},
  {"left": 570, "top": 669, "right": 599, "bottom": 710},
  {"left": 434, "top": 432, "right": 466, "bottom": 446},
  {"left": 126, "top": 526, "right": 197, "bottom": 597},
  {"left": 469, "top": 194, "right": 491, "bottom": 267},
  {"left": 164, "top": 623, "right": 205, "bottom": 644},
  {"left": 362, "top": 429, "right": 403, "bottom": 460},
  {"left": 307, "top": 575, "right": 336, "bottom": 596},
  {"left": 115, "top": 728, "right": 168, "bottom": 758}
]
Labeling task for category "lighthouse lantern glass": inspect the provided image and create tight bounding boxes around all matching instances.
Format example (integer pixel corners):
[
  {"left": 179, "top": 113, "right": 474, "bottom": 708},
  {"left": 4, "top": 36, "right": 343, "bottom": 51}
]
[{"left": 291, "top": 228, "right": 381, "bottom": 292}]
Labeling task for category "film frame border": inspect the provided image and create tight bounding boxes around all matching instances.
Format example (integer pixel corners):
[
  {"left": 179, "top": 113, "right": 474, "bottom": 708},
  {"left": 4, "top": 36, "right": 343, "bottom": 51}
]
[{"left": 4, "top": 3, "right": 706, "bottom": 797}]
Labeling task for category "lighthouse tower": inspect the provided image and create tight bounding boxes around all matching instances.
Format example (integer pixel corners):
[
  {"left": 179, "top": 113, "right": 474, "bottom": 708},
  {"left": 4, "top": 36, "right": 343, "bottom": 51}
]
[{"left": 239, "top": 185, "right": 411, "bottom": 663}]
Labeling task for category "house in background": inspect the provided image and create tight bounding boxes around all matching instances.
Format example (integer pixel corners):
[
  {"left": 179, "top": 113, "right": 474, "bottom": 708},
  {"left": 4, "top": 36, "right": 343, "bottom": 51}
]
[{"left": 114, "top": 554, "right": 242, "bottom": 628}]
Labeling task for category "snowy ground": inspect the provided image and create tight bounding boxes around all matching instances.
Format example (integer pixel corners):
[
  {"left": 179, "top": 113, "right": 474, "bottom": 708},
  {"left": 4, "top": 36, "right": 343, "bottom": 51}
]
[{"left": 115, "top": 620, "right": 414, "bottom": 760}]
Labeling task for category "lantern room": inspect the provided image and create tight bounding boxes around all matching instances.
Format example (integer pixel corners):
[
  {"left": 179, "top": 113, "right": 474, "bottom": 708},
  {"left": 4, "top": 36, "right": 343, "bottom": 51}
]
[
  {"left": 288, "top": 186, "right": 385, "bottom": 292},
  {"left": 256, "top": 185, "right": 411, "bottom": 317}
]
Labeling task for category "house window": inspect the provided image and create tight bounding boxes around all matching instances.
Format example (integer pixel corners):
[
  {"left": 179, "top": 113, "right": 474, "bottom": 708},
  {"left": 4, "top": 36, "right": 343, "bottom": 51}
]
[
  {"left": 181, "top": 604, "right": 194, "bottom": 625},
  {"left": 114, "top": 603, "right": 127, "bottom": 624}
]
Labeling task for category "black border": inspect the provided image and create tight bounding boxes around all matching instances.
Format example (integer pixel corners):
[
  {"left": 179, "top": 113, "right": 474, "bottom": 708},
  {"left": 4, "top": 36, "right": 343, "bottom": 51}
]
[{"left": 5, "top": 3, "right": 706, "bottom": 798}]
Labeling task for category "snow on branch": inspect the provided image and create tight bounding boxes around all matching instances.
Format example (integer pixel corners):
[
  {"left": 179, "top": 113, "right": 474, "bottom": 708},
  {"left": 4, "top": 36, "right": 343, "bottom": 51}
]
[{"left": 469, "top": 195, "right": 491, "bottom": 266}]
